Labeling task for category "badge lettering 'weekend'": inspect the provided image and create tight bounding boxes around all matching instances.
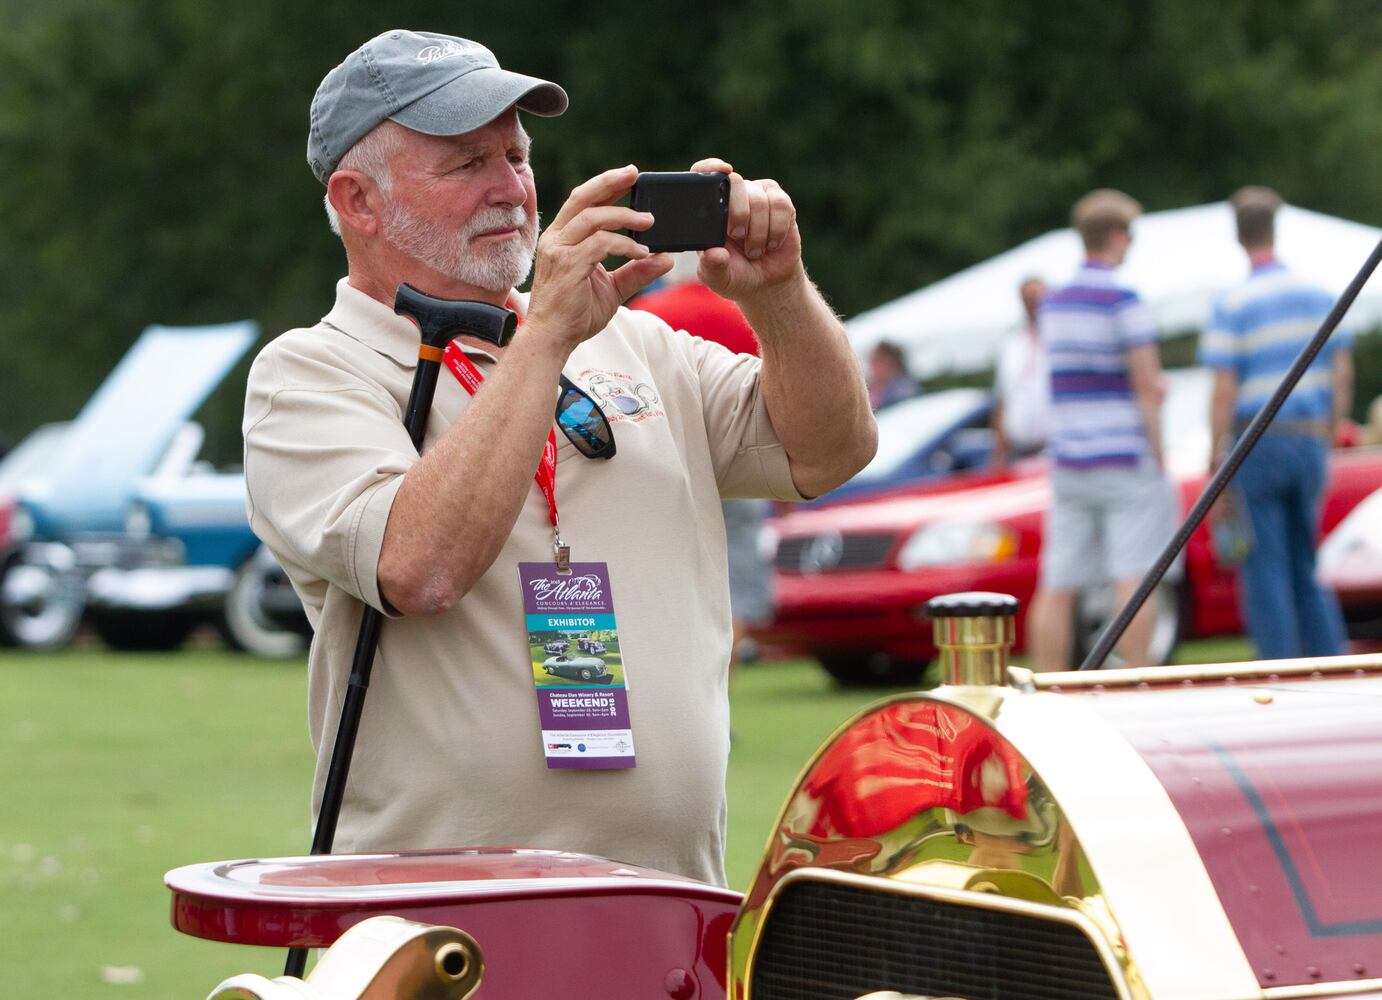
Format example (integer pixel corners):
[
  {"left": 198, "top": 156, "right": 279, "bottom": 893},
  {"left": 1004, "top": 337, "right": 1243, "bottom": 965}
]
[{"left": 520, "top": 562, "right": 635, "bottom": 769}]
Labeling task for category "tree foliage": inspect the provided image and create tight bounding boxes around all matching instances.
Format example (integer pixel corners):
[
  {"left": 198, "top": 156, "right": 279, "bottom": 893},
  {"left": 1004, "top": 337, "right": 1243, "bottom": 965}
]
[{"left": 0, "top": 0, "right": 1379, "bottom": 455}]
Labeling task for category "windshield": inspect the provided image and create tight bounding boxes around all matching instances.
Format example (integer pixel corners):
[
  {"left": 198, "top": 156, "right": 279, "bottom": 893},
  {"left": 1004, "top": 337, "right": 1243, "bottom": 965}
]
[{"left": 856, "top": 389, "right": 989, "bottom": 482}]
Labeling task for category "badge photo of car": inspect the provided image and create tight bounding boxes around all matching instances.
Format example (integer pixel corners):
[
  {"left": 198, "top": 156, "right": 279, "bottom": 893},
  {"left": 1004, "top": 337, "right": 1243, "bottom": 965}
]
[
  {"left": 577, "top": 637, "right": 607, "bottom": 654},
  {"left": 541, "top": 655, "right": 613, "bottom": 683},
  {"left": 543, "top": 639, "right": 570, "bottom": 654}
]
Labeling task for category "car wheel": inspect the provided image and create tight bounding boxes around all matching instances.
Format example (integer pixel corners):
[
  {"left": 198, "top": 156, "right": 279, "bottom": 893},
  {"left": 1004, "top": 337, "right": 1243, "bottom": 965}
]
[
  {"left": 577, "top": 668, "right": 595, "bottom": 682},
  {"left": 90, "top": 608, "right": 196, "bottom": 652},
  {"left": 0, "top": 549, "right": 85, "bottom": 650},
  {"left": 218, "top": 550, "right": 308, "bottom": 658},
  {"left": 1072, "top": 580, "right": 1184, "bottom": 669},
  {"left": 817, "top": 651, "right": 930, "bottom": 688}
]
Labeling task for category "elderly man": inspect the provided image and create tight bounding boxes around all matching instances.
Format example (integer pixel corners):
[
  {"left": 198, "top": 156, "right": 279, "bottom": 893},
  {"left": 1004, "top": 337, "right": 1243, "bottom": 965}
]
[
  {"left": 1026, "top": 189, "right": 1177, "bottom": 672},
  {"left": 243, "top": 29, "right": 875, "bottom": 885},
  {"left": 1200, "top": 186, "right": 1351, "bottom": 659}
]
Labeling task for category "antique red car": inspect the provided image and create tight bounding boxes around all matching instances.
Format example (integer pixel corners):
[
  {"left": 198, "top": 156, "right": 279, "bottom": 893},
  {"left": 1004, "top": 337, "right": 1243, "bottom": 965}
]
[
  {"left": 167, "top": 596, "right": 1382, "bottom": 999},
  {"left": 757, "top": 369, "right": 1382, "bottom": 685}
]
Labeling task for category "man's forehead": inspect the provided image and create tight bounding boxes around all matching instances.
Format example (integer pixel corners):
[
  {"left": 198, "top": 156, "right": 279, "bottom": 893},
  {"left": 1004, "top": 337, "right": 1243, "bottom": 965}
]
[{"left": 413, "top": 108, "right": 529, "bottom": 152}]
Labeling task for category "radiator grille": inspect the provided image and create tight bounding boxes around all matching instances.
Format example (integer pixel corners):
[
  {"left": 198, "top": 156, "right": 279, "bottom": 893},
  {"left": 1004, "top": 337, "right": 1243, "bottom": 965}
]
[
  {"left": 776, "top": 533, "right": 897, "bottom": 573},
  {"left": 750, "top": 879, "right": 1121, "bottom": 1000}
]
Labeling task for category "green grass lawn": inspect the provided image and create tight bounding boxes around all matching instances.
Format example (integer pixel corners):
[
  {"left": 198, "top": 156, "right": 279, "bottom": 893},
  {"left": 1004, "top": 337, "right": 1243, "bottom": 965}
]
[{"left": 0, "top": 636, "right": 1254, "bottom": 996}]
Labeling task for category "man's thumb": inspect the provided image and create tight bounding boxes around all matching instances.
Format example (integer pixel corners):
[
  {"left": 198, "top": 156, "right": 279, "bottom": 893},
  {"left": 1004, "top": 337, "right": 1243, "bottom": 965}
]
[{"left": 698, "top": 247, "right": 731, "bottom": 282}]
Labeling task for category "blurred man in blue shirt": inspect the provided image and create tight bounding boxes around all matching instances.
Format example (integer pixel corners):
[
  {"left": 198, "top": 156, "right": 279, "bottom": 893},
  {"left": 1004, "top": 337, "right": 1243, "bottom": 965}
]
[{"left": 1199, "top": 186, "right": 1353, "bottom": 659}]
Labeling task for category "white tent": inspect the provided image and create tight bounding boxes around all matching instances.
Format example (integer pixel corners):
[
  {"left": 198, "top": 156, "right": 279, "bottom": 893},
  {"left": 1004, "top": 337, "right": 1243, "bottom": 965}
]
[{"left": 848, "top": 202, "right": 1382, "bottom": 378}]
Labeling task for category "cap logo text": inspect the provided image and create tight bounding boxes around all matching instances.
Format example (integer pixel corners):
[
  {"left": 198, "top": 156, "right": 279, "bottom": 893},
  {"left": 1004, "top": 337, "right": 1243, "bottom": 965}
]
[{"left": 417, "top": 40, "right": 476, "bottom": 64}]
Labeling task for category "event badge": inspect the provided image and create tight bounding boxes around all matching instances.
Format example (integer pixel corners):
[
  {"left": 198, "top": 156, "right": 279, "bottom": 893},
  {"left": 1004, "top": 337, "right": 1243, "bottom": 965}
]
[{"left": 519, "top": 562, "right": 635, "bottom": 770}]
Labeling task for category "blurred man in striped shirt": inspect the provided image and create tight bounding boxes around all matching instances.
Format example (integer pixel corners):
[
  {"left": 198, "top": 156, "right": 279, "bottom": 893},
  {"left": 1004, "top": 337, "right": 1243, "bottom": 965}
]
[
  {"left": 1028, "top": 189, "right": 1178, "bottom": 671},
  {"left": 1199, "top": 186, "right": 1352, "bottom": 659}
]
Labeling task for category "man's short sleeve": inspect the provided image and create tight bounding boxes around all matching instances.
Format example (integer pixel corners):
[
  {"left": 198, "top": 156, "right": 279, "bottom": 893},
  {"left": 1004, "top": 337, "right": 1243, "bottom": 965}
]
[
  {"left": 242, "top": 337, "right": 412, "bottom": 615},
  {"left": 1114, "top": 291, "right": 1158, "bottom": 349},
  {"left": 1198, "top": 296, "right": 1241, "bottom": 373},
  {"left": 686, "top": 336, "right": 807, "bottom": 502}
]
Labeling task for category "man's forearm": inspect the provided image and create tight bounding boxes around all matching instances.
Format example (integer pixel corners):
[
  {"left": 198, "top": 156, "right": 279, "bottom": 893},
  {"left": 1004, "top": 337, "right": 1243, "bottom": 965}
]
[
  {"left": 1209, "top": 369, "right": 1238, "bottom": 467},
  {"left": 1333, "top": 350, "right": 1354, "bottom": 432},
  {"left": 1125, "top": 343, "right": 1163, "bottom": 467},
  {"left": 739, "top": 271, "right": 876, "bottom": 498},
  {"left": 991, "top": 401, "right": 1009, "bottom": 467},
  {"left": 378, "top": 334, "right": 570, "bottom": 616},
  {"left": 1137, "top": 396, "right": 1162, "bottom": 465}
]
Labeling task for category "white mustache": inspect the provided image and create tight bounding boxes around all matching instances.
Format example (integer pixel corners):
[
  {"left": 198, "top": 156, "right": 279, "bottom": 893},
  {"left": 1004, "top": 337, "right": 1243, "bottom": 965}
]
[{"left": 462, "top": 207, "right": 532, "bottom": 239}]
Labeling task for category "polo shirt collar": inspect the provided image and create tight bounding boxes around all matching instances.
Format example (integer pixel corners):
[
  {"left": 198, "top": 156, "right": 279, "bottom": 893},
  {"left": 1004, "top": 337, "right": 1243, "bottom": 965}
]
[
  {"left": 322, "top": 278, "right": 519, "bottom": 365},
  {"left": 1077, "top": 260, "right": 1117, "bottom": 284}
]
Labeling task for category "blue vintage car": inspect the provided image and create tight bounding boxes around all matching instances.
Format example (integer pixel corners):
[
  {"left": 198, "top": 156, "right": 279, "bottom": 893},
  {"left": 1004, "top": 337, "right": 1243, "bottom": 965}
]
[
  {"left": 0, "top": 321, "right": 305, "bottom": 654},
  {"left": 85, "top": 473, "right": 308, "bottom": 656},
  {"left": 540, "top": 655, "right": 613, "bottom": 684}
]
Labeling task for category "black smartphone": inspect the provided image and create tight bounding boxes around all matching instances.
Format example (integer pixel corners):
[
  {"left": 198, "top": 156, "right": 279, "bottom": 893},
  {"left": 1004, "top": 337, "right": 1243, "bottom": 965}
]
[{"left": 630, "top": 171, "right": 730, "bottom": 253}]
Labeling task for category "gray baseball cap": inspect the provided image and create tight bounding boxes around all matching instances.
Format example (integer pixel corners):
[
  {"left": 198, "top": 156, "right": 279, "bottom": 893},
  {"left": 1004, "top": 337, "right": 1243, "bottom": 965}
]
[{"left": 307, "top": 29, "right": 568, "bottom": 184}]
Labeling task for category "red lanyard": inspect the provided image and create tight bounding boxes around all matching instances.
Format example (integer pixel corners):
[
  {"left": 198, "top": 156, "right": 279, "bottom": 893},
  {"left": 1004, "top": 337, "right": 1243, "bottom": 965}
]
[{"left": 441, "top": 336, "right": 571, "bottom": 572}]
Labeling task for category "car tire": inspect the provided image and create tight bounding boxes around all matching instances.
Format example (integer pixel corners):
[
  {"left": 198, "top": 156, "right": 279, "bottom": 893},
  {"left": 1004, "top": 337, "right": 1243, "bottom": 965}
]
[
  {"left": 1072, "top": 580, "right": 1185, "bottom": 669},
  {"left": 818, "top": 651, "right": 930, "bottom": 688},
  {"left": 90, "top": 608, "right": 196, "bottom": 652},
  {"left": 218, "top": 553, "right": 308, "bottom": 658},
  {"left": 577, "top": 668, "right": 595, "bottom": 682},
  {"left": 0, "top": 551, "right": 85, "bottom": 650}
]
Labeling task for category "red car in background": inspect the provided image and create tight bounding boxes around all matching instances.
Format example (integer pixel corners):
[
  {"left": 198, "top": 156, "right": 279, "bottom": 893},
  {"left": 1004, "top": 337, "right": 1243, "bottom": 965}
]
[{"left": 759, "top": 369, "right": 1382, "bottom": 685}]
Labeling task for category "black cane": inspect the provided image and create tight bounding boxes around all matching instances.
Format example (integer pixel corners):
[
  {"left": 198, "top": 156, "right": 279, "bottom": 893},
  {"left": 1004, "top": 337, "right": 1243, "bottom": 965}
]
[
  {"left": 1079, "top": 236, "right": 1382, "bottom": 671},
  {"left": 284, "top": 285, "right": 516, "bottom": 978}
]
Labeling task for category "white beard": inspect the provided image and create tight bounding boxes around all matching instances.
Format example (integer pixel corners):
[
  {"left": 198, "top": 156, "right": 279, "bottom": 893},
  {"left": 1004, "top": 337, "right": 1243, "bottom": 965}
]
[{"left": 382, "top": 202, "right": 538, "bottom": 292}]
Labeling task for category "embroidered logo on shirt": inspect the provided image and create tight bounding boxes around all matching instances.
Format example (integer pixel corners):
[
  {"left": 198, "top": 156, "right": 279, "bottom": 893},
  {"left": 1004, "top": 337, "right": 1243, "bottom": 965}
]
[{"left": 576, "top": 369, "right": 664, "bottom": 423}]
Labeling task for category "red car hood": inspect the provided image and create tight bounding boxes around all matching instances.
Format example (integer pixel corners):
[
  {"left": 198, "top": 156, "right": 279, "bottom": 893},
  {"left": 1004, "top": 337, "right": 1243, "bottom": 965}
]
[{"left": 780, "top": 468, "right": 1051, "bottom": 537}]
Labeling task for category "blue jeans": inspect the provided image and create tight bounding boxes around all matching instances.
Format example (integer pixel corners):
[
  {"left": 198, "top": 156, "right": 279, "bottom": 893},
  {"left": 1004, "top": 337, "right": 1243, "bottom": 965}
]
[{"left": 1233, "top": 433, "right": 1346, "bottom": 659}]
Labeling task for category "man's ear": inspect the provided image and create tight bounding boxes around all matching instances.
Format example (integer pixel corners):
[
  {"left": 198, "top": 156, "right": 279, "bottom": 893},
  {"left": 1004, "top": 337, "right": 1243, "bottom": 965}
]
[{"left": 327, "top": 170, "right": 384, "bottom": 237}]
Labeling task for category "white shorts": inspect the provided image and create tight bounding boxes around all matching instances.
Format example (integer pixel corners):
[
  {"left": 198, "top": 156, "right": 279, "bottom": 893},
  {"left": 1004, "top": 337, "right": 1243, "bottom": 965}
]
[{"left": 1039, "top": 464, "right": 1180, "bottom": 590}]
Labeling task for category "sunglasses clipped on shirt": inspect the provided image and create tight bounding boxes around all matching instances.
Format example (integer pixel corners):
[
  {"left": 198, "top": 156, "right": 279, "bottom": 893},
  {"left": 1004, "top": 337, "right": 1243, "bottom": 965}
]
[{"left": 556, "top": 376, "right": 616, "bottom": 460}]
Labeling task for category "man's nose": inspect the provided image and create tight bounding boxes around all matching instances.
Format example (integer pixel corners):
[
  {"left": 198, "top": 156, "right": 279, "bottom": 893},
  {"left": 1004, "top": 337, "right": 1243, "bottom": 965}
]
[{"left": 487, "top": 161, "right": 528, "bottom": 206}]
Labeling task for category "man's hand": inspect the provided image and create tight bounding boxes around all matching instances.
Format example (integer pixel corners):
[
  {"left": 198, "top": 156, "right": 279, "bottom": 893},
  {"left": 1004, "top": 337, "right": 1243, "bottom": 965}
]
[
  {"left": 525, "top": 165, "right": 673, "bottom": 351},
  {"left": 688, "top": 158, "right": 802, "bottom": 301}
]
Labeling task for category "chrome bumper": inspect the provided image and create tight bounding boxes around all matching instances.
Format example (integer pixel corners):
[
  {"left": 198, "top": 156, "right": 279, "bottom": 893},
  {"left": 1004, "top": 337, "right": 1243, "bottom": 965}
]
[{"left": 87, "top": 565, "right": 234, "bottom": 612}]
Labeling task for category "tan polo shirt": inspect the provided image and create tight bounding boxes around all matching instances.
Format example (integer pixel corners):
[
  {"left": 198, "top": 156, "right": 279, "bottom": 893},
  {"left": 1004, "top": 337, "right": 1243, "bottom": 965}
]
[{"left": 243, "top": 279, "right": 804, "bottom": 885}]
